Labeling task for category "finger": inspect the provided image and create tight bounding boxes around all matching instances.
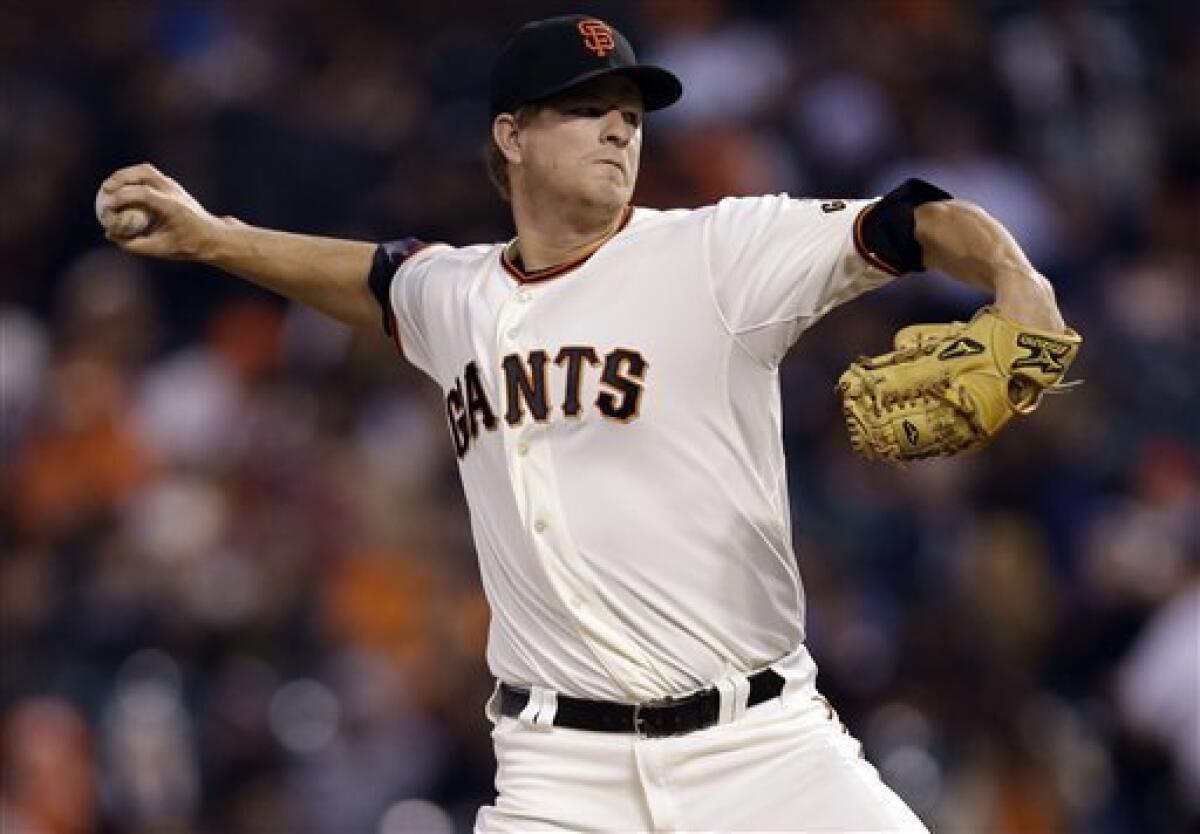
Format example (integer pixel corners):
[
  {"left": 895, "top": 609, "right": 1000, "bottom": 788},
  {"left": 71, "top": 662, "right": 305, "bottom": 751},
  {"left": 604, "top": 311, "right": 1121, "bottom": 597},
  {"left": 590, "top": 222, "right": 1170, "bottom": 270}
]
[
  {"left": 106, "top": 183, "right": 172, "bottom": 215},
  {"left": 101, "top": 162, "right": 169, "bottom": 193},
  {"left": 108, "top": 227, "right": 177, "bottom": 259},
  {"left": 102, "top": 162, "right": 162, "bottom": 190}
]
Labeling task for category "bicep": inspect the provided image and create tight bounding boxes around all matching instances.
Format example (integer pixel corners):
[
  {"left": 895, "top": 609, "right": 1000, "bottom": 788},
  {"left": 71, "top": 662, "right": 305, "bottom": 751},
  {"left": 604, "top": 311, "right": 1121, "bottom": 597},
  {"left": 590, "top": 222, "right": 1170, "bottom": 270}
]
[{"left": 914, "top": 198, "right": 1032, "bottom": 289}]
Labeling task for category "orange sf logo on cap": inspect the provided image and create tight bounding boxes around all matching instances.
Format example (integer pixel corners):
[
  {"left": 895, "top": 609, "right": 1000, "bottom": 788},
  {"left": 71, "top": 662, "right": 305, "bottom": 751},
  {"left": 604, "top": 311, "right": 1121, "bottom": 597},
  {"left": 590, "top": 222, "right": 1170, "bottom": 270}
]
[{"left": 578, "top": 19, "right": 616, "bottom": 57}]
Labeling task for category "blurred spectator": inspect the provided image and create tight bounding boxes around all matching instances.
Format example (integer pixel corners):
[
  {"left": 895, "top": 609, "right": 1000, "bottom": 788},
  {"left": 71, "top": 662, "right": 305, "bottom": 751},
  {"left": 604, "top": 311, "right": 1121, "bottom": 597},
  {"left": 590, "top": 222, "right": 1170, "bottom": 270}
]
[
  {"left": 643, "top": 0, "right": 790, "bottom": 127},
  {"left": 101, "top": 663, "right": 199, "bottom": 831},
  {"left": 8, "top": 348, "right": 153, "bottom": 540},
  {"left": 993, "top": 4, "right": 1155, "bottom": 210},
  {"left": 0, "top": 308, "right": 49, "bottom": 452},
  {"left": 0, "top": 698, "right": 97, "bottom": 834},
  {"left": 1117, "top": 577, "right": 1200, "bottom": 807}
]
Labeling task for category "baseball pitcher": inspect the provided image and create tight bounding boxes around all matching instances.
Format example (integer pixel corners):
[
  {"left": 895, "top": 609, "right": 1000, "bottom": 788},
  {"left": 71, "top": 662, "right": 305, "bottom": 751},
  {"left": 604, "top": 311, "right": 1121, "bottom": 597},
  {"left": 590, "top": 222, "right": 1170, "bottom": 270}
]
[{"left": 98, "top": 15, "right": 1080, "bottom": 832}]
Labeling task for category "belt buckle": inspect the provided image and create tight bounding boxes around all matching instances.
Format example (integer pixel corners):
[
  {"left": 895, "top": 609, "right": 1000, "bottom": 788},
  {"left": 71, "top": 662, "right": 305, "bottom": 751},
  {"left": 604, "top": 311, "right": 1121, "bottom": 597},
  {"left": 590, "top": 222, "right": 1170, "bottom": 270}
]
[
  {"left": 633, "top": 693, "right": 691, "bottom": 739},
  {"left": 632, "top": 695, "right": 674, "bottom": 738},
  {"left": 632, "top": 702, "right": 648, "bottom": 738}
]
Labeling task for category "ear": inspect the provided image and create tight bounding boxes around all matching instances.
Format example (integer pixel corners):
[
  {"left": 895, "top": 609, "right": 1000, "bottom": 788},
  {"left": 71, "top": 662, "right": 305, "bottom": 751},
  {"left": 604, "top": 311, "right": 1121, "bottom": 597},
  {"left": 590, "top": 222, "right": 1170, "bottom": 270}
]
[{"left": 492, "top": 114, "right": 522, "bottom": 165}]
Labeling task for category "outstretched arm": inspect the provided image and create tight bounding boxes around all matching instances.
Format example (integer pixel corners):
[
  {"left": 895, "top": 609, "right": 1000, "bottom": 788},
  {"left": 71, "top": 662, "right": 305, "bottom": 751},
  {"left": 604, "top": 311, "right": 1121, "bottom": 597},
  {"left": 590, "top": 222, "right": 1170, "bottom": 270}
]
[
  {"left": 914, "top": 199, "right": 1066, "bottom": 333},
  {"left": 99, "top": 164, "right": 380, "bottom": 330}
]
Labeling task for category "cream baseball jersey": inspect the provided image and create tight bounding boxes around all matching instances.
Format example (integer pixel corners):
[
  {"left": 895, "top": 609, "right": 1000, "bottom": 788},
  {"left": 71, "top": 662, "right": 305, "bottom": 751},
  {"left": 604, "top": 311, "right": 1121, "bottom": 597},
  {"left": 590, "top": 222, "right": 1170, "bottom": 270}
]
[{"left": 378, "top": 195, "right": 900, "bottom": 702}]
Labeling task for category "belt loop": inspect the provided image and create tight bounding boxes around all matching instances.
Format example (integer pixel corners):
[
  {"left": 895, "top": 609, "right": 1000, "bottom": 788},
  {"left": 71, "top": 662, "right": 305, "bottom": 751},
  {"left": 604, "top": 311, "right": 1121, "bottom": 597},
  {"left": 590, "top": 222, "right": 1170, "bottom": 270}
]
[
  {"left": 485, "top": 680, "right": 503, "bottom": 723},
  {"left": 716, "top": 678, "right": 736, "bottom": 724},
  {"left": 729, "top": 673, "right": 751, "bottom": 722},
  {"left": 533, "top": 689, "right": 558, "bottom": 730},
  {"left": 518, "top": 685, "right": 545, "bottom": 727},
  {"left": 716, "top": 673, "right": 750, "bottom": 725},
  {"left": 776, "top": 645, "right": 819, "bottom": 705},
  {"left": 518, "top": 686, "right": 558, "bottom": 732}
]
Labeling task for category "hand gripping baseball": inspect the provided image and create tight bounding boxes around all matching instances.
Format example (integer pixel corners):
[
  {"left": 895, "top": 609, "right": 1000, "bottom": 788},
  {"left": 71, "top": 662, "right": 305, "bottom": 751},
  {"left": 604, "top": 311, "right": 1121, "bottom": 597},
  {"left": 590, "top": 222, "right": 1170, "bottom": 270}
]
[
  {"left": 96, "top": 163, "right": 223, "bottom": 260},
  {"left": 836, "top": 306, "right": 1082, "bottom": 462}
]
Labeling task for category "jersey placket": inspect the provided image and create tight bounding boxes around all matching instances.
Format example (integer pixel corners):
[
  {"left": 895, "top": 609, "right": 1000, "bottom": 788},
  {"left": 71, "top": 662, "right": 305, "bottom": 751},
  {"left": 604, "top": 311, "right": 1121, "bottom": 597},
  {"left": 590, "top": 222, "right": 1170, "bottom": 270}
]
[{"left": 495, "top": 281, "right": 669, "bottom": 699}]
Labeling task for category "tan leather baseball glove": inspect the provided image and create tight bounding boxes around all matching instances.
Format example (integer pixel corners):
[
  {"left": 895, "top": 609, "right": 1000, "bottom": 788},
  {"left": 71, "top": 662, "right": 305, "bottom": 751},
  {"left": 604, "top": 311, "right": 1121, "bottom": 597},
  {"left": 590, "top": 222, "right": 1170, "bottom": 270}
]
[{"left": 836, "top": 306, "right": 1082, "bottom": 462}]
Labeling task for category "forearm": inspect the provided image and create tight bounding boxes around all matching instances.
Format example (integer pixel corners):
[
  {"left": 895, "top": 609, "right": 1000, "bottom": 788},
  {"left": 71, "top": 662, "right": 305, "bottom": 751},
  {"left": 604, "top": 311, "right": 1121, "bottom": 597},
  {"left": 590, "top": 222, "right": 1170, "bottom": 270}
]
[
  {"left": 100, "top": 164, "right": 385, "bottom": 330},
  {"left": 203, "top": 218, "right": 380, "bottom": 330},
  {"left": 914, "top": 200, "right": 1065, "bottom": 332}
]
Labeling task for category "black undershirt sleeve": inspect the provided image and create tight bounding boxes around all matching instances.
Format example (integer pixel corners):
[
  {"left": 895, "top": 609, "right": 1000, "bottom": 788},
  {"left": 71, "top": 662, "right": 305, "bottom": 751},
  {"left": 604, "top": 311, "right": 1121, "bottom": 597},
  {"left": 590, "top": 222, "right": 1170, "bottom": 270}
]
[
  {"left": 367, "top": 237, "right": 427, "bottom": 336},
  {"left": 854, "top": 178, "right": 952, "bottom": 276}
]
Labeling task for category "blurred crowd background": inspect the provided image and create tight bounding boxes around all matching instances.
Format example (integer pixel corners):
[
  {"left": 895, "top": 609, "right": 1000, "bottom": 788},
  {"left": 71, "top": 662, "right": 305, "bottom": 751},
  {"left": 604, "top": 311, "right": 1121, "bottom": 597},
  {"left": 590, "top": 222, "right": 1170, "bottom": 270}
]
[{"left": 2, "top": 1, "right": 1197, "bottom": 832}]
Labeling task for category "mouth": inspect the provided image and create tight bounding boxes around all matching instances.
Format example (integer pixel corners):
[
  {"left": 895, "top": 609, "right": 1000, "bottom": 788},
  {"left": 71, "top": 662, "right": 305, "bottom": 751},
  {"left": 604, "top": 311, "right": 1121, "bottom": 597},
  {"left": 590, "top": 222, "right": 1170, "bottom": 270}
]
[{"left": 595, "top": 159, "right": 625, "bottom": 175}]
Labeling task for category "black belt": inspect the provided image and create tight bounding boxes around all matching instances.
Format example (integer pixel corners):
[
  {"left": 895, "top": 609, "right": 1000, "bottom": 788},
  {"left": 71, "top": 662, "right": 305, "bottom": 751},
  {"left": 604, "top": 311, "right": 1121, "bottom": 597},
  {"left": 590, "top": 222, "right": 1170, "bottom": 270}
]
[{"left": 499, "top": 668, "right": 785, "bottom": 738}]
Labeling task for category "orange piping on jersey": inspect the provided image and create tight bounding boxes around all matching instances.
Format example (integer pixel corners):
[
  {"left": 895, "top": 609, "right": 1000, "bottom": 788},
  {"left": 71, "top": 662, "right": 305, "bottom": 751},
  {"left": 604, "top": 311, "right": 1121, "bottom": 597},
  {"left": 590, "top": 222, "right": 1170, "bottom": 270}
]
[
  {"left": 501, "top": 205, "right": 634, "bottom": 284},
  {"left": 852, "top": 202, "right": 903, "bottom": 277}
]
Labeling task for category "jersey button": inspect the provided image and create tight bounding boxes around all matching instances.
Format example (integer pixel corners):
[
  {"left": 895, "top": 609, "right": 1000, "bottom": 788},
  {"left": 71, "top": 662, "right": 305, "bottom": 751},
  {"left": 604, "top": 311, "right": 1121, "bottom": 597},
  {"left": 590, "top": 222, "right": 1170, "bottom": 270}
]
[
  {"left": 533, "top": 520, "right": 548, "bottom": 534},
  {"left": 506, "top": 327, "right": 520, "bottom": 340},
  {"left": 517, "top": 289, "right": 532, "bottom": 303},
  {"left": 516, "top": 441, "right": 530, "bottom": 457}
]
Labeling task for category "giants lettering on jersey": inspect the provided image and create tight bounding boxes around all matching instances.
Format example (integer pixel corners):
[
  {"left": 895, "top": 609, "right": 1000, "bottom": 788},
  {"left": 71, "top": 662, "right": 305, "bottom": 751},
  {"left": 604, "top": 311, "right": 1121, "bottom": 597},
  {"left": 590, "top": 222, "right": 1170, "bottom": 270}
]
[{"left": 445, "top": 346, "right": 648, "bottom": 458}]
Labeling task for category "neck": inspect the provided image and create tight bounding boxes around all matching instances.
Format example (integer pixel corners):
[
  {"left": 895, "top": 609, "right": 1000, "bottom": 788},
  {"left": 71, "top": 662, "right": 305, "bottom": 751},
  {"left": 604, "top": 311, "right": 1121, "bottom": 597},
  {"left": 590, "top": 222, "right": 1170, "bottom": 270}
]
[{"left": 509, "top": 190, "right": 627, "bottom": 272}]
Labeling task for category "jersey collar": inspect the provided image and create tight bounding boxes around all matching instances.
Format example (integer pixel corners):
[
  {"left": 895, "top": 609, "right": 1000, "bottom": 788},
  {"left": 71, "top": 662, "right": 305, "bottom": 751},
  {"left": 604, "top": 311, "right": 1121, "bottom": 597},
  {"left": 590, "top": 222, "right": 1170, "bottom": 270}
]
[{"left": 501, "top": 205, "right": 634, "bottom": 284}]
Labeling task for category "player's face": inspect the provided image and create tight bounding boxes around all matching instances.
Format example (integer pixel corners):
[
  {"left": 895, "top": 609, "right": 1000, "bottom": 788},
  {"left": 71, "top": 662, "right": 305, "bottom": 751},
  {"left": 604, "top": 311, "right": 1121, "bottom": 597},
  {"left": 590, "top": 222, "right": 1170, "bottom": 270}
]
[{"left": 517, "top": 76, "right": 644, "bottom": 213}]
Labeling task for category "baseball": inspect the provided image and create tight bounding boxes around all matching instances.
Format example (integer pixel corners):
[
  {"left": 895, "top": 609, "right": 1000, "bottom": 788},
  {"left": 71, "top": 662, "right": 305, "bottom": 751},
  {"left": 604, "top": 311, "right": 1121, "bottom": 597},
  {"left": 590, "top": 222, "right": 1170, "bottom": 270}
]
[{"left": 95, "top": 187, "right": 153, "bottom": 238}]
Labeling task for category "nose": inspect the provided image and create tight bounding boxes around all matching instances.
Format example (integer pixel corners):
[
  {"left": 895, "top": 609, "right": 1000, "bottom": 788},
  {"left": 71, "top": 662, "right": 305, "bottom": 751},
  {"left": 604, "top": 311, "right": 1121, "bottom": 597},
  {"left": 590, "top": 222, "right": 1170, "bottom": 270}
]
[{"left": 600, "top": 108, "right": 634, "bottom": 147}]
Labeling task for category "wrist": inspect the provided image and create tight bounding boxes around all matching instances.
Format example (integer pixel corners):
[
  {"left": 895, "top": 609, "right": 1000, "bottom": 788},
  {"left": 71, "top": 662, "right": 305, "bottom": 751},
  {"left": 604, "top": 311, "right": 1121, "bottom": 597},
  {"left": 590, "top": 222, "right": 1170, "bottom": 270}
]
[
  {"left": 993, "top": 269, "right": 1065, "bottom": 333},
  {"left": 196, "top": 215, "right": 245, "bottom": 265}
]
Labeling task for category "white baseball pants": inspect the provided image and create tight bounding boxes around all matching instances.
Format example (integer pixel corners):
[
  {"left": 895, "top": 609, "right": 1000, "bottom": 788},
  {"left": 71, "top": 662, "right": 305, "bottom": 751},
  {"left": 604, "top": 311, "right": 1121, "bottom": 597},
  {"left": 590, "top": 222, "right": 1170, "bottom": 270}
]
[{"left": 475, "top": 688, "right": 929, "bottom": 833}]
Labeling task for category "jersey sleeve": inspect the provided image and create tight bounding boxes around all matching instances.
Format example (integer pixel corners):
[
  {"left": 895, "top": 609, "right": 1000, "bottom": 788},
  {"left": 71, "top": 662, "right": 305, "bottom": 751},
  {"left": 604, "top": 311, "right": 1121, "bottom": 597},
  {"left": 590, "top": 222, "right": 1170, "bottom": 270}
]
[
  {"left": 704, "top": 179, "right": 952, "bottom": 368},
  {"left": 367, "top": 238, "right": 443, "bottom": 379},
  {"left": 703, "top": 194, "right": 887, "bottom": 367}
]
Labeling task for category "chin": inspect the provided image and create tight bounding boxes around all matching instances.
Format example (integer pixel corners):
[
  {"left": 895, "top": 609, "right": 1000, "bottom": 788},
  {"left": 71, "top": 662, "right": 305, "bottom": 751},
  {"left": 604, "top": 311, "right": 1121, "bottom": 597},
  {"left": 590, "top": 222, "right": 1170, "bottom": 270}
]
[{"left": 580, "top": 180, "right": 630, "bottom": 212}]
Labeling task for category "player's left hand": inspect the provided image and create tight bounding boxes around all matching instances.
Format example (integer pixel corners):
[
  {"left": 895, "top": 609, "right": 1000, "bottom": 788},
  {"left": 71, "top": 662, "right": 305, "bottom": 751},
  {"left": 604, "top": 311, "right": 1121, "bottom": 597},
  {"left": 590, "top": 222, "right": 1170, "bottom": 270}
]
[{"left": 836, "top": 306, "right": 1082, "bottom": 463}]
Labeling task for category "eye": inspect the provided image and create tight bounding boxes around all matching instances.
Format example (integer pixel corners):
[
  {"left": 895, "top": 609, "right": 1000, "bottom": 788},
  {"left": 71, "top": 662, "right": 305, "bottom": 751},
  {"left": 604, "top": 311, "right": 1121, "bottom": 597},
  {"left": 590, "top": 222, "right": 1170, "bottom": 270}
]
[
  {"left": 568, "top": 105, "right": 606, "bottom": 118},
  {"left": 622, "top": 111, "right": 642, "bottom": 128}
]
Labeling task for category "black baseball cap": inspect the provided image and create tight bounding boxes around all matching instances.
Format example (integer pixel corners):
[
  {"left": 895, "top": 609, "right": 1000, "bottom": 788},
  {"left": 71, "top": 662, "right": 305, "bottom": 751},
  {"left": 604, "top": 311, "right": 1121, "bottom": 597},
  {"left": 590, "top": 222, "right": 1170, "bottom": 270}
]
[{"left": 489, "top": 15, "right": 682, "bottom": 117}]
